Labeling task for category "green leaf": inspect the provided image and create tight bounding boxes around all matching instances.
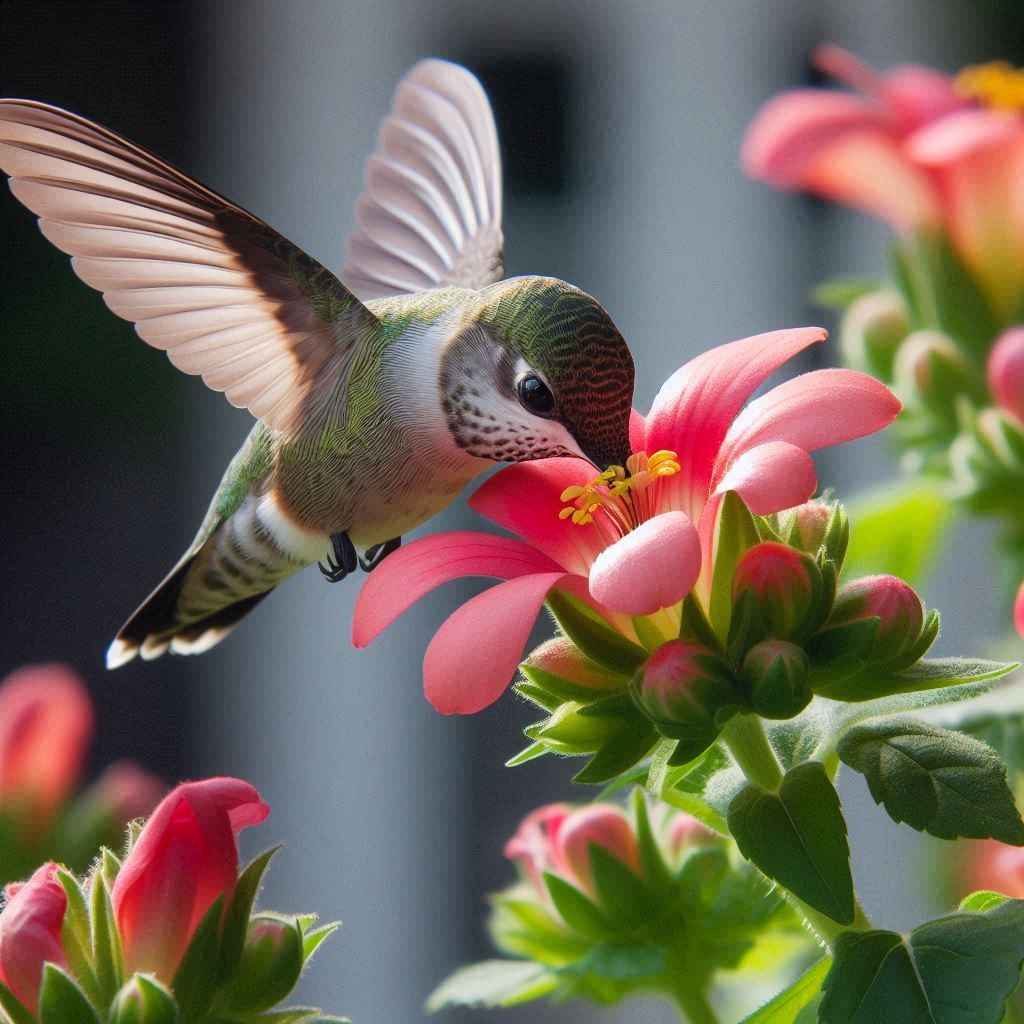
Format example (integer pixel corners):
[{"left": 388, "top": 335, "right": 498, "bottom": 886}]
[
  {"left": 546, "top": 591, "right": 647, "bottom": 675},
  {"left": 838, "top": 718, "right": 1024, "bottom": 843},
  {"left": 425, "top": 960, "right": 556, "bottom": 1012},
  {"left": 813, "top": 277, "right": 884, "bottom": 310},
  {"left": 710, "top": 491, "right": 760, "bottom": 641},
  {"left": 221, "top": 847, "right": 279, "bottom": 980},
  {"left": 820, "top": 899, "right": 1024, "bottom": 1023},
  {"left": 728, "top": 762, "right": 854, "bottom": 924},
  {"left": 814, "top": 656, "right": 1018, "bottom": 703},
  {"left": 90, "top": 871, "right": 125, "bottom": 1005},
  {"left": 844, "top": 482, "right": 954, "bottom": 586},
  {"left": 38, "top": 964, "right": 100, "bottom": 1024},
  {"left": 172, "top": 896, "right": 224, "bottom": 1020},
  {"left": 0, "top": 981, "right": 39, "bottom": 1024},
  {"left": 740, "top": 956, "right": 832, "bottom": 1023},
  {"left": 543, "top": 873, "right": 613, "bottom": 941},
  {"left": 959, "top": 890, "right": 1010, "bottom": 912}
]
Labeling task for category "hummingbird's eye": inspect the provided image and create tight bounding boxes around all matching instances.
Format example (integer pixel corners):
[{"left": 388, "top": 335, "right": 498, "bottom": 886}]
[{"left": 516, "top": 373, "right": 556, "bottom": 418}]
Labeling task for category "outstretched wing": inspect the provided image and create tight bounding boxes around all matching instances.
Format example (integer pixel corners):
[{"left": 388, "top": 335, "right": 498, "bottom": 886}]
[
  {"left": 342, "top": 59, "right": 504, "bottom": 299},
  {"left": 0, "top": 99, "right": 378, "bottom": 434}
]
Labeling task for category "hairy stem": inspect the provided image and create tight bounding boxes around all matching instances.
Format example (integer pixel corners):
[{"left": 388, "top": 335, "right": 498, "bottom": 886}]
[{"left": 721, "top": 713, "right": 783, "bottom": 791}]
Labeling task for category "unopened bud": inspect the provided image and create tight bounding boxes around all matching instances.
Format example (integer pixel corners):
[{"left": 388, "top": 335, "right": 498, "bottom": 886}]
[
  {"left": 664, "top": 811, "right": 716, "bottom": 863},
  {"left": 988, "top": 327, "right": 1024, "bottom": 423},
  {"left": 775, "top": 499, "right": 849, "bottom": 567},
  {"left": 840, "top": 291, "right": 909, "bottom": 380},
  {"left": 732, "top": 542, "right": 821, "bottom": 640},
  {"left": 522, "top": 637, "right": 625, "bottom": 693},
  {"left": 223, "top": 914, "right": 304, "bottom": 1013},
  {"left": 632, "top": 640, "right": 739, "bottom": 754},
  {"left": 742, "top": 640, "right": 811, "bottom": 719},
  {"left": 827, "top": 575, "right": 925, "bottom": 663},
  {"left": 532, "top": 701, "right": 621, "bottom": 754},
  {"left": 504, "top": 804, "right": 570, "bottom": 898},
  {"left": 894, "top": 329, "right": 973, "bottom": 407},
  {"left": 554, "top": 805, "right": 641, "bottom": 897},
  {"left": 110, "top": 976, "right": 178, "bottom": 1024}
]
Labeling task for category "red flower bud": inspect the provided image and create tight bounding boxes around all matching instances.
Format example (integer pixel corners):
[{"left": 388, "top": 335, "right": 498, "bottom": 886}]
[
  {"left": 742, "top": 639, "right": 811, "bottom": 719},
  {"left": 522, "top": 637, "right": 624, "bottom": 691},
  {"left": 554, "top": 805, "right": 641, "bottom": 896},
  {"left": 732, "top": 542, "right": 819, "bottom": 639},
  {"left": 633, "top": 640, "right": 738, "bottom": 751},
  {"left": 0, "top": 863, "right": 67, "bottom": 1011},
  {"left": 504, "top": 803, "right": 571, "bottom": 898},
  {"left": 828, "top": 574, "right": 925, "bottom": 662},
  {"left": 0, "top": 665, "right": 93, "bottom": 833},
  {"left": 776, "top": 501, "right": 832, "bottom": 553},
  {"left": 964, "top": 839, "right": 1024, "bottom": 899},
  {"left": 111, "top": 777, "right": 269, "bottom": 981},
  {"left": 988, "top": 328, "right": 1024, "bottom": 423},
  {"left": 91, "top": 761, "right": 166, "bottom": 826}
]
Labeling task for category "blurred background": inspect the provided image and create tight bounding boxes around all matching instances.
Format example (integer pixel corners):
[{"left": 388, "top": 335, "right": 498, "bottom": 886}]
[{"left": 2, "top": 1, "right": 1024, "bottom": 1020}]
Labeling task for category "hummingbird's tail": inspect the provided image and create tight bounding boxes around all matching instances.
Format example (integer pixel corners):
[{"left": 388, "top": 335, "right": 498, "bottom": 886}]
[{"left": 106, "top": 495, "right": 315, "bottom": 668}]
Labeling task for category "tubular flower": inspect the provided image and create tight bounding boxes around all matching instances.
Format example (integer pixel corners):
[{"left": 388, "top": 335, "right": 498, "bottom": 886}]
[
  {"left": 0, "top": 664, "right": 93, "bottom": 833},
  {"left": 744, "top": 47, "right": 1024, "bottom": 316},
  {"left": 353, "top": 327, "right": 899, "bottom": 714},
  {"left": 0, "top": 863, "right": 67, "bottom": 1012},
  {"left": 111, "top": 777, "right": 269, "bottom": 981}
]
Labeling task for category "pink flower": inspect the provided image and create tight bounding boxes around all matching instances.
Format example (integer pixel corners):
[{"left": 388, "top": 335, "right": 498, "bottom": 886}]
[
  {"left": 111, "top": 777, "right": 269, "bottom": 981},
  {"left": 0, "top": 664, "right": 93, "bottom": 832},
  {"left": 90, "top": 761, "right": 166, "bottom": 825},
  {"left": 988, "top": 328, "right": 1024, "bottom": 423},
  {"left": 744, "top": 48, "right": 1024, "bottom": 315},
  {"left": 963, "top": 839, "right": 1024, "bottom": 898},
  {"left": 504, "top": 803, "right": 572, "bottom": 898},
  {"left": 0, "top": 863, "right": 67, "bottom": 1011},
  {"left": 353, "top": 328, "right": 898, "bottom": 714},
  {"left": 731, "top": 542, "right": 819, "bottom": 639},
  {"left": 826, "top": 574, "right": 926, "bottom": 661},
  {"left": 1014, "top": 581, "right": 1024, "bottom": 640}
]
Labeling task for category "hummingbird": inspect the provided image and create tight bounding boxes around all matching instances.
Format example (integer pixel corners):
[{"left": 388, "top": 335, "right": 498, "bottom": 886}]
[{"left": 0, "top": 60, "right": 635, "bottom": 668}]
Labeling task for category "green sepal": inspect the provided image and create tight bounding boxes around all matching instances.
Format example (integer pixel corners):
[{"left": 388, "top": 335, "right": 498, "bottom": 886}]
[
  {"left": 514, "top": 681, "right": 563, "bottom": 712},
  {"left": 301, "top": 919, "right": 341, "bottom": 964},
  {"left": 819, "top": 899, "right": 1024, "bottom": 1024},
  {"left": 0, "top": 982, "right": 37, "bottom": 1024},
  {"left": 543, "top": 872, "right": 614, "bottom": 941},
  {"left": 678, "top": 593, "right": 722, "bottom": 652},
  {"left": 739, "top": 955, "right": 831, "bottom": 1023},
  {"left": 546, "top": 591, "right": 646, "bottom": 675},
  {"left": 101, "top": 848, "right": 122, "bottom": 890},
  {"left": 221, "top": 846, "right": 280, "bottom": 982},
  {"left": 90, "top": 870, "right": 125, "bottom": 1006},
  {"left": 425, "top": 961, "right": 557, "bottom": 1012},
  {"left": 588, "top": 845, "right": 657, "bottom": 929},
  {"left": 527, "top": 701, "right": 619, "bottom": 755},
  {"left": 630, "top": 790, "right": 673, "bottom": 894},
  {"left": 710, "top": 491, "right": 760, "bottom": 641},
  {"left": 813, "top": 655, "right": 1017, "bottom": 703},
  {"left": 109, "top": 975, "right": 178, "bottom": 1024},
  {"left": 572, "top": 722, "right": 657, "bottom": 785},
  {"left": 38, "top": 964, "right": 100, "bottom": 1024},
  {"left": 837, "top": 718, "right": 1024, "bottom": 843},
  {"left": 172, "top": 896, "right": 224, "bottom": 1020},
  {"left": 728, "top": 762, "right": 854, "bottom": 924},
  {"left": 813, "top": 276, "right": 884, "bottom": 310},
  {"left": 519, "top": 662, "right": 626, "bottom": 705},
  {"left": 57, "top": 868, "right": 101, "bottom": 1007},
  {"left": 959, "top": 890, "right": 1010, "bottom": 912},
  {"left": 505, "top": 741, "right": 549, "bottom": 767}
]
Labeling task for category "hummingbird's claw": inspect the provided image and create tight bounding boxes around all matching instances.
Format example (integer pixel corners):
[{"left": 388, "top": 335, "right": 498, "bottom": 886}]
[
  {"left": 319, "top": 531, "right": 358, "bottom": 583},
  {"left": 359, "top": 537, "right": 402, "bottom": 573}
]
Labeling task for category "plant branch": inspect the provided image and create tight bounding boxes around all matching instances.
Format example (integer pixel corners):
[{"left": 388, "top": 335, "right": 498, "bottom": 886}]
[{"left": 721, "top": 713, "right": 783, "bottom": 791}]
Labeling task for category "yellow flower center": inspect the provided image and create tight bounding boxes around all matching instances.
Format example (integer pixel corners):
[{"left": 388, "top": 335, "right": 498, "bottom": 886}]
[
  {"left": 558, "top": 450, "right": 680, "bottom": 536},
  {"left": 955, "top": 61, "right": 1024, "bottom": 111}
]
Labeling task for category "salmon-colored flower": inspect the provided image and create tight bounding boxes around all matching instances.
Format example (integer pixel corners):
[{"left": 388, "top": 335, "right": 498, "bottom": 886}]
[
  {"left": 0, "top": 664, "right": 93, "bottom": 832},
  {"left": 354, "top": 328, "right": 899, "bottom": 714},
  {"left": 963, "top": 838, "right": 1024, "bottom": 898},
  {"left": 111, "top": 777, "right": 269, "bottom": 981},
  {"left": 988, "top": 328, "right": 1024, "bottom": 423},
  {"left": 0, "top": 863, "right": 67, "bottom": 1011},
  {"left": 744, "top": 47, "right": 1024, "bottom": 316}
]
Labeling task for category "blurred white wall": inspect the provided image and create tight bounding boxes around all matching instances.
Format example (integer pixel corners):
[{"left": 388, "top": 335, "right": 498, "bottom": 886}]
[{"left": 186, "top": 2, "right": 1007, "bottom": 1020}]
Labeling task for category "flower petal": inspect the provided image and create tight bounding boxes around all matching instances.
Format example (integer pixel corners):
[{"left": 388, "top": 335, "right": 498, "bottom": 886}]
[
  {"left": 1015, "top": 581, "right": 1024, "bottom": 639},
  {"left": 424, "top": 572, "right": 568, "bottom": 714},
  {"left": 714, "top": 369, "right": 901, "bottom": 480},
  {"left": 469, "top": 459, "right": 609, "bottom": 574},
  {"left": 588, "top": 511, "right": 701, "bottom": 615},
  {"left": 880, "top": 66, "right": 964, "bottom": 131},
  {"left": 352, "top": 532, "right": 562, "bottom": 648},
  {"left": 629, "top": 408, "right": 646, "bottom": 453},
  {"left": 713, "top": 441, "right": 817, "bottom": 515},
  {"left": 643, "top": 327, "right": 827, "bottom": 522},
  {"left": 907, "top": 108, "right": 1022, "bottom": 165}
]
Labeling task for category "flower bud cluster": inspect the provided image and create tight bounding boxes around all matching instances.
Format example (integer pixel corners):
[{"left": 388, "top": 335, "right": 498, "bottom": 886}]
[
  {"left": 513, "top": 498, "right": 936, "bottom": 776},
  {"left": 0, "top": 778, "right": 341, "bottom": 1023}
]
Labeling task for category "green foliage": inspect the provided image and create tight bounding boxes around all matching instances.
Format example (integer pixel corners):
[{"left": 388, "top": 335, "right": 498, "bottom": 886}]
[
  {"left": 813, "top": 277, "right": 885, "bottom": 310},
  {"left": 728, "top": 763, "right": 854, "bottom": 924},
  {"left": 838, "top": 718, "right": 1024, "bottom": 843},
  {"left": 819, "top": 899, "right": 1024, "bottom": 1024},
  {"left": 110, "top": 976, "right": 178, "bottom": 1024},
  {"left": 740, "top": 957, "right": 832, "bottom": 1023},
  {"left": 546, "top": 591, "right": 647, "bottom": 675},
  {"left": 843, "top": 483, "right": 954, "bottom": 587},
  {"left": 710, "top": 491, "right": 761, "bottom": 641},
  {"left": 173, "top": 898, "right": 224, "bottom": 1021},
  {"left": 221, "top": 848, "right": 280, "bottom": 981},
  {"left": 38, "top": 965, "right": 101, "bottom": 1024},
  {"left": 425, "top": 961, "right": 558, "bottom": 1011}
]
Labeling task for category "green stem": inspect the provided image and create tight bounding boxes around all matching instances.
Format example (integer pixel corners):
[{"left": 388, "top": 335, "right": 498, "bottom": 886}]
[
  {"left": 669, "top": 981, "right": 719, "bottom": 1024},
  {"left": 721, "top": 713, "right": 783, "bottom": 791},
  {"left": 787, "top": 892, "right": 872, "bottom": 947}
]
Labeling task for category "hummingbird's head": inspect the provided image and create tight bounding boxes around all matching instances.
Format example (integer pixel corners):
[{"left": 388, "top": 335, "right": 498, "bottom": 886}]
[{"left": 440, "top": 277, "right": 635, "bottom": 470}]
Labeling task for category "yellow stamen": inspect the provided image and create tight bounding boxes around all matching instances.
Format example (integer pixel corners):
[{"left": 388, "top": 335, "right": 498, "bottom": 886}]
[
  {"left": 955, "top": 61, "right": 1024, "bottom": 111},
  {"left": 557, "top": 449, "right": 680, "bottom": 536}
]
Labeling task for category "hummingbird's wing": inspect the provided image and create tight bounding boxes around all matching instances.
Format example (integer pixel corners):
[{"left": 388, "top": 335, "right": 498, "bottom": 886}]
[
  {"left": 342, "top": 59, "right": 504, "bottom": 299},
  {"left": 0, "top": 100, "right": 379, "bottom": 435}
]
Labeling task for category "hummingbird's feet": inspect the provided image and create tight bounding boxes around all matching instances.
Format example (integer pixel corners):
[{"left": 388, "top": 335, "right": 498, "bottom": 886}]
[
  {"left": 359, "top": 537, "right": 402, "bottom": 572},
  {"left": 319, "top": 532, "right": 358, "bottom": 583}
]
